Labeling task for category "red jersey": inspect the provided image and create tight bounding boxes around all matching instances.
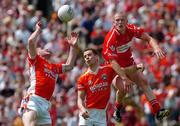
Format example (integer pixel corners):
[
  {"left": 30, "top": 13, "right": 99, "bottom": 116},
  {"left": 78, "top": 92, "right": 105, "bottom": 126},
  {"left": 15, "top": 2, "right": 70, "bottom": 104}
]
[
  {"left": 27, "top": 55, "right": 62, "bottom": 100},
  {"left": 77, "top": 65, "right": 116, "bottom": 109},
  {"left": 103, "top": 24, "right": 144, "bottom": 67}
]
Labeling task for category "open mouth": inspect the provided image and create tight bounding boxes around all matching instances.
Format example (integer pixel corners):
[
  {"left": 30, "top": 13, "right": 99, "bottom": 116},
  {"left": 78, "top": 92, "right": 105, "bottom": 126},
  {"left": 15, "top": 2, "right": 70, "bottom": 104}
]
[{"left": 119, "top": 25, "right": 123, "bottom": 28}]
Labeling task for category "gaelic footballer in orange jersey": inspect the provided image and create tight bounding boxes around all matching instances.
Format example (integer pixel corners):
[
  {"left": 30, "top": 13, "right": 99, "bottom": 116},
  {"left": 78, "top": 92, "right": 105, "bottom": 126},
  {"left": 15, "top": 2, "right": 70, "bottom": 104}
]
[
  {"left": 27, "top": 55, "right": 62, "bottom": 100},
  {"left": 19, "top": 21, "right": 79, "bottom": 126},
  {"left": 77, "top": 48, "right": 127, "bottom": 126},
  {"left": 77, "top": 65, "right": 116, "bottom": 109}
]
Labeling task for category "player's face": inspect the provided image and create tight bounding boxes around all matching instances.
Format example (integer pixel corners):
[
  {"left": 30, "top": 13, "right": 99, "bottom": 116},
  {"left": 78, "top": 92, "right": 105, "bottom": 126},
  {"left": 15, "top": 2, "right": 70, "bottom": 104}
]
[
  {"left": 113, "top": 13, "right": 127, "bottom": 31},
  {"left": 37, "top": 48, "right": 52, "bottom": 59},
  {"left": 83, "top": 50, "right": 98, "bottom": 67}
]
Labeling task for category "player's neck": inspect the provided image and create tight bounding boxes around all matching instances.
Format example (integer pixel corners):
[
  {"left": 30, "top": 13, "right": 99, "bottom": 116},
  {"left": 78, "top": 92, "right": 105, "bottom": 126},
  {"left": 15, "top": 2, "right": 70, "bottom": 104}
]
[
  {"left": 114, "top": 26, "right": 126, "bottom": 34},
  {"left": 119, "top": 29, "right": 126, "bottom": 34},
  {"left": 40, "top": 55, "right": 51, "bottom": 62},
  {"left": 88, "top": 63, "right": 99, "bottom": 73}
]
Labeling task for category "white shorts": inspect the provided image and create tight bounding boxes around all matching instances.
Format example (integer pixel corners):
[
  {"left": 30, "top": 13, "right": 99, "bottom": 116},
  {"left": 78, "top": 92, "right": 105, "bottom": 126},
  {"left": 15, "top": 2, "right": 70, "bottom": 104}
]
[
  {"left": 19, "top": 94, "right": 51, "bottom": 125},
  {"left": 79, "top": 109, "right": 107, "bottom": 126}
]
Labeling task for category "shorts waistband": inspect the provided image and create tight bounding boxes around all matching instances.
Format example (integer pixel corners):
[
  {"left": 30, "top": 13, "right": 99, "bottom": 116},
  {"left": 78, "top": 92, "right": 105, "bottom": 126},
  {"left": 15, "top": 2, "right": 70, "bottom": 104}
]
[
  {"left": 32, "top": 94, "right": 50, "bottom": 103},
  {"left": 87, "top": 108, "right": 106, "bottom": 112}
]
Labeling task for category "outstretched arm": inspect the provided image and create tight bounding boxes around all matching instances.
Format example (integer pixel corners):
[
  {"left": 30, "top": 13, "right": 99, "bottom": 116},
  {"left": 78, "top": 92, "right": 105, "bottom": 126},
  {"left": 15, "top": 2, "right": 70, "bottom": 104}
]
[
  {"left": 140, "top": 33, "right": 165, "bottom": 59},
  {"left": 28, "top": 21, "right": 42, "bottom": 59},
  {"left": 62, "top": 32, "right": 79, "bottom": 72},
  {"left": 77, "top": 90, "right": 89, "bottom": 119}
]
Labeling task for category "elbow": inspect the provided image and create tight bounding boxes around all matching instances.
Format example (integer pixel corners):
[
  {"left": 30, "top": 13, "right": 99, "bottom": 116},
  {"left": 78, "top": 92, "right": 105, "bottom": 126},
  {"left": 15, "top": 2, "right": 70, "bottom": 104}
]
[
  {"left": 143, "top": 33, "right": 151, "bottom": 43},
  {"left": 110, "top": 59, "right": 117, "bottom": 66},
  {"left": 68, "top": 65, "right": 73, "bottom": 71},
  {"left": 28, "top": 38, "right": 33, "bottom": 44},
  {"left": 147, "top": 37, "right": 152, "bottom": 44},
  {"left": 64, "top": 64, "right": 74, "bottom": 72},
  {"left": 68, "top": 63, "right": 74, "bottom": 70}
]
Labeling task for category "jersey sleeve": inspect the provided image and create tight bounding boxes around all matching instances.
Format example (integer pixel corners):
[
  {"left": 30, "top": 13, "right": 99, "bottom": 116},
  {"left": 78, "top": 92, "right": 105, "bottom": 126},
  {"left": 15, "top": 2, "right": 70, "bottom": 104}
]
[
  {"left": 103, "top": 30, "right": 118, "bottom": 61},
  {"left": 77, "top": 76, "right": 86, "bottom": 91},
  {"left": 27, "top": 55, "right": 39, "bottom": 66},
  {"left": 52, "top": 63, "right": 63, "bottom": 74}
]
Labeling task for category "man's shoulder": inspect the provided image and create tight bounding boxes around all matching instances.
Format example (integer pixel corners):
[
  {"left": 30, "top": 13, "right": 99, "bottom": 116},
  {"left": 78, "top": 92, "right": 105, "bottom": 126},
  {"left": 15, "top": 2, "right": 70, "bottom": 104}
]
[
  {"left": 126, "top": 24, "right": 137, "bottom": 30},
  {"left": 126, "top": 23, "right": 144, "bottom": 37},
  {"left": 100, "top": 64, "right": 111, "bottom": 68},
  {"left": 106, "top": 27, "right": 116, "bottom": 34},
  {"left": 27, "top": 54, "right": 41, "bottom": 65},
  {"left": 79, "top": 70, "right": 89, "bottom": 78},
  {"left": 104, "top": 27, "right": 118, "bottom": 41},
  {"left": 99, "top": 64, "right": 112, "bottom": 71},
  {"left": 77, "top": 70, "right": 90, "bottom": 84}
]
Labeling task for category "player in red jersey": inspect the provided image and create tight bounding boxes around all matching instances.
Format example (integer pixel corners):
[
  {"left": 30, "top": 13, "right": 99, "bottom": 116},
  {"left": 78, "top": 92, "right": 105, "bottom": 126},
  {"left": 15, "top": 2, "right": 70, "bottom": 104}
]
[
  {"left": 77, "top": 48, "right": 142, "bottom": 126},
  {"left": 102, "top": 12, "right": 169, "bottom": 122},
  {"left": 19, "top": 21, "right": 79, "bottom": 126}
]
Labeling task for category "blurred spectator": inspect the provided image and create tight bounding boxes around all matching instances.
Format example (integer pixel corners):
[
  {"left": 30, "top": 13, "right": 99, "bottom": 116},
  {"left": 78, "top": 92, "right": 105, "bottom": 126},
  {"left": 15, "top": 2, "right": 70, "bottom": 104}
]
[
  {"left": 121, "top": 105, "right": 138, "bottom": 126},
  {"left": 0, "top": 0, "right": 180, "bottom": 125}
]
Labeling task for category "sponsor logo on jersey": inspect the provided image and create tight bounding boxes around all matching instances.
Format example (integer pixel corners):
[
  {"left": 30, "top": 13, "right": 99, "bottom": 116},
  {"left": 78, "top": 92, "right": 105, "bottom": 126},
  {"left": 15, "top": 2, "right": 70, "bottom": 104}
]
[
  {"left": 90, "top": 82, "right": 108, "bottom": 93},
  {"left": 44, "top": 66, "right": 56, "bottom": 79},
  {"left": 116, "top": 42, "right": 132, "bottom": 53},
  {"left": 108, "top": 53, "right": 117, "bottom": 57}
]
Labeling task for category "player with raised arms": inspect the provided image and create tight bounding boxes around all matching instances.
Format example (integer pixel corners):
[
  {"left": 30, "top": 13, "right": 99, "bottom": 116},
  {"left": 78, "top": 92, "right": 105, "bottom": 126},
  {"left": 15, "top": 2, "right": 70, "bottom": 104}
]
[
  {"left": 103, "top": 11, "right": 169, "bottom": 122},
  {"left": 19, "top": 21, "right": 79, "bottom": 126}
]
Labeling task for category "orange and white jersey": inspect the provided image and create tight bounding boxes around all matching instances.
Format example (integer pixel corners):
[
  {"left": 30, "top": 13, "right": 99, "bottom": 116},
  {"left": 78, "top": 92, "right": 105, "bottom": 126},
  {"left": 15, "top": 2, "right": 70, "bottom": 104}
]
[
  {"left": 27, "top": 55, "right": 62, "bottom": 100},
  {"left": 77, "top": 65, "right": 116, "bottom": 109}
]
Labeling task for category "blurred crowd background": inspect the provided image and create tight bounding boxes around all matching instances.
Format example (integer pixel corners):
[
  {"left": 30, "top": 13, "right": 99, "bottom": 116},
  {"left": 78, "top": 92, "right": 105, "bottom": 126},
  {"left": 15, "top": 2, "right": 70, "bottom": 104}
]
[{"left": 0, "top": 0, "right": 180, "bottom": 126}]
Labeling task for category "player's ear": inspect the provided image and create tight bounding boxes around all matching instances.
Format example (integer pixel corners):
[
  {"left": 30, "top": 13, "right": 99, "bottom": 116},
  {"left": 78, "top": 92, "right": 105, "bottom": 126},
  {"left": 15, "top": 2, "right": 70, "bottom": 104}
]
[{"left": 113, "top": 19, "right": 115, "bottom": 24}]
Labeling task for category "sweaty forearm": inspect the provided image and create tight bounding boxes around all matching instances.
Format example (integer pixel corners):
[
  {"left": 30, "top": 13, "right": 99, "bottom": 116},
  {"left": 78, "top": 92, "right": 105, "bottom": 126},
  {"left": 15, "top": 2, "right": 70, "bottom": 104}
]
[
  {"left": 78, "top": 98, "right": 86, "bottom": 112},
  {"left": 141, "top": 33, "right": 160, "bottom": 51},
  {"left": 63, "top": 47, "right": 78, "bottom": 72},
  {"left": 77, "top": 91, "right": 87, "bottom": 112},
  {"left": 66, "top": 46, "right": 78, "bottom": 65},
  {"left": 28, "top": 29, "right": 41, "bottom": 43},
  {"left": 149, "top": 37, "right": 160, "bottom": 50},
  {"left": 110, "top": 60, "right": 128, "bottom": 80},
  {"left": 27, "top": 29, "right": 41, "bottom": 58}
]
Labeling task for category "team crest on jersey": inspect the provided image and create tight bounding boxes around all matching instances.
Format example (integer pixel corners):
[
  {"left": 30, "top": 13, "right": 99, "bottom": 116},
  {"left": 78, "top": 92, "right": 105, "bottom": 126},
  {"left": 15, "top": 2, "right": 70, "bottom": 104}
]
[
  {"left": 110, "top": 45, "right": 115, "bottom": 51},
  {"left": 88, "top": 80, "right": 92, "bottom": 85},
  {"left": 102, "top": 74, "right": 107, "bottom": 80}
]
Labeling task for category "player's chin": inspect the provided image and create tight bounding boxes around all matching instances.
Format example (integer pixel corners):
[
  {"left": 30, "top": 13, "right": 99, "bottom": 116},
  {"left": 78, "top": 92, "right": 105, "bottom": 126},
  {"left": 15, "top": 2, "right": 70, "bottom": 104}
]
[
  {"left": 115, "top": 26, "right": 122, "bottom": 31},
  {"left": 86, "top": 62, "right": 91, "bottom": 66},
  {"left": 86, "top": 63, "right": 90, "bottom": 66}
]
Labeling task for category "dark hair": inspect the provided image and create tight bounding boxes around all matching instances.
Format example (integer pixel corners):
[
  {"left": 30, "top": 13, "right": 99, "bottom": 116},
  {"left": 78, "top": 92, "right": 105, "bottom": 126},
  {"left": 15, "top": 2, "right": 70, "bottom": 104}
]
[{"left": 83, "top": 48, "right": 98, "bottom": 55}]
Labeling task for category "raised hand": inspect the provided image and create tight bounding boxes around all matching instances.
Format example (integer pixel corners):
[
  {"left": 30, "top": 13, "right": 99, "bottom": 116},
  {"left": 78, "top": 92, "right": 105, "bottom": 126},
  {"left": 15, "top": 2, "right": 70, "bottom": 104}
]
[
  {"left": 154, "top": 48, "right": 165, "bottom": 59},
  {"left": 35, "top": 21, "right": 42, "bottom": 32},
  {"left": 67, "top": 32, "right": 78, "bottom": 46}
]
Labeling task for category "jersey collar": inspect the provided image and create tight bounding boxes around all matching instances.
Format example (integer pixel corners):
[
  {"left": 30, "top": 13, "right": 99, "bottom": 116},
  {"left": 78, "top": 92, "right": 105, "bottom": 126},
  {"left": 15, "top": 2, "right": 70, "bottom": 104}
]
[{"left": 87, "top": 66, "right": 99, "bottom": 75}]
